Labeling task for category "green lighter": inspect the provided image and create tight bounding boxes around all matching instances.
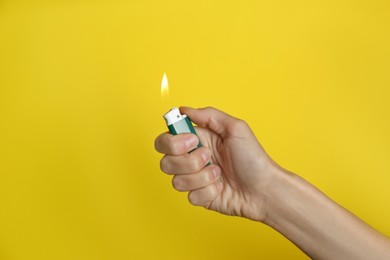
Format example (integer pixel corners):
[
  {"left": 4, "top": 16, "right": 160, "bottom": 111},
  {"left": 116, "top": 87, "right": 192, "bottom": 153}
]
[{"left": 163, "top": 107, "right": 203, "bottom": 149}]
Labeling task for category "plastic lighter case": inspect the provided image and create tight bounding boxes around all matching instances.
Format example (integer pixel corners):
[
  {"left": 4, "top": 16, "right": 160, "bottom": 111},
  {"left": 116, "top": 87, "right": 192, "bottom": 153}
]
[{"left": 163, "top": 107, "right": 203, "bottom": 149}]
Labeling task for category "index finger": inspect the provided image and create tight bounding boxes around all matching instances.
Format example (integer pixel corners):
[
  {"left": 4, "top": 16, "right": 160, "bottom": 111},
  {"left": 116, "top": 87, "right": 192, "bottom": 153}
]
[{"left": 154, "top": 132, "right": 199, "bottom": 155}]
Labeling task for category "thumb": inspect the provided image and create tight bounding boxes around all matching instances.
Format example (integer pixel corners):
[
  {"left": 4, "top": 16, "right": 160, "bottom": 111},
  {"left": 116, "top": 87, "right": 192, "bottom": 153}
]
[{"left": 180, "top": 106, "right": 246, "bottom": 137}]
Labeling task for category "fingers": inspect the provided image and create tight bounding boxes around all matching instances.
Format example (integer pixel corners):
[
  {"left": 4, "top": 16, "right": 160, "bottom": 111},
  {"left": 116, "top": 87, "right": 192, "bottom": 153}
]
[
  {"left": 180, "top": 106, "right": 250, "bottom": 138},
  {"left": 188, "top": 180, "right": 223, "bottom": 207},
  {"left": 172, "top": 165, "right": 221, "bottom": 192},
  {"left": 160, "top": 147, "right": 211, "bottom": 174},
  {"left": 154, "top": 132, "right": 199, "bottom": 155}
]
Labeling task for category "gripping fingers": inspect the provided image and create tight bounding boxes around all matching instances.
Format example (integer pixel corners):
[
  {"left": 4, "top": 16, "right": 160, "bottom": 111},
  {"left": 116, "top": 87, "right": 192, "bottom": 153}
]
[
  {"left": 160, "top": 147, "right": 211, "bottom": 174},
  {"left": 154, "top": 132, "right": 199, "bottom": 155},
  {"left": 172, "top": 165, "right": 221, "bottom": 192},
  {"left": 188, "top": 181, "right": 223, "bottom": 207}
]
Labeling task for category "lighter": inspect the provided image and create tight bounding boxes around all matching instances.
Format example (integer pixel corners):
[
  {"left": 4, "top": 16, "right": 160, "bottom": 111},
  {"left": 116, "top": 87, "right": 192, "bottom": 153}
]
[{"left": 163, "top": 107, "right": 203, "bottom": 149}]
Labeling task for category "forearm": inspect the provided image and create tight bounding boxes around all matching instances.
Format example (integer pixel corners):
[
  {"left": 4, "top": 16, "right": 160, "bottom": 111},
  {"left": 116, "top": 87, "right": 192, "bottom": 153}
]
[{"left": 262, "top": 168, "right": 390, "bottom": 259}]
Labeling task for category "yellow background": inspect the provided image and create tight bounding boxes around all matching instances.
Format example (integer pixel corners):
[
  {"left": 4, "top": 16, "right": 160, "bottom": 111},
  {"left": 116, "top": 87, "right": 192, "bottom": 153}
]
[{"left": 1, "top": 0, "right": 389, "bottom": 259}]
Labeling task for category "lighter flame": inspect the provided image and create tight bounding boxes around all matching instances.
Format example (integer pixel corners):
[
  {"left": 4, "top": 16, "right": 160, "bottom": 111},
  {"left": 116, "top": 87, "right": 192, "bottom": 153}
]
[{"left": 161, "top": 72, "right": 169, "bottom": 102}]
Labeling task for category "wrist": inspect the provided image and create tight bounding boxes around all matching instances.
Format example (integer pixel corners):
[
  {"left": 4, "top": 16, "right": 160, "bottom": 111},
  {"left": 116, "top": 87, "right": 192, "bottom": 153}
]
[
  {"left": 259, "top": 165, "right": 299, "bottom": 226},
  {"left": 242, "top": 162, "right": 291, "bottom": 223}
]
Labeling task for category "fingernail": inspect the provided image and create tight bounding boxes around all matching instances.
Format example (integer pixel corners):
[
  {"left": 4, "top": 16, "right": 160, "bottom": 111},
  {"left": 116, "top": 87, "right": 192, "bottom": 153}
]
[
  {"left": 213, "top": 167, "right": 221, "bottom": 178},
  {"left": 201, "top": 150, "right": 209, "bottom": 162}
]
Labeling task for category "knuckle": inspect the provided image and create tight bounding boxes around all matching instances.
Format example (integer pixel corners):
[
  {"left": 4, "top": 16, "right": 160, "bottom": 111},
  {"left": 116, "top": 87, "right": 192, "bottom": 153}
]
[
  {"left": 160, "top": 156, "right": 171, "bottom": 174},
  {"left": 170, "top": 137, "right": 189, "bottom": 155},
  {"left": 192, "top": 155, "right": 205, "bottom": 171},
  {"left": 154, "top": 137, "right": 160, "bottom": 151},
  {"left": 172, "top": 176, "right": 185, "bottom": 191},
  {"left": 169, "top": 139, "right": 180, "bottom": 154},
  {"left": 203, "top": 171, "right": 213, "bottom": 184},
  {"left": 188, "top": 192, "right": 199, "bottom": 206},
  {"left": 208, "top": 185, "right": 219, "bottom": 198},
  {"left": 232, "top": 119, "right": 249, "bottom": 131},
  {"left": 203, "top": 106, "right": 215, "bottom": 112}
]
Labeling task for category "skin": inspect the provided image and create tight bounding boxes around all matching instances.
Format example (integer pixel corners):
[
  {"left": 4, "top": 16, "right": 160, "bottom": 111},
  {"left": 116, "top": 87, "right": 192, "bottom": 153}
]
[{"left": 154, "top": 106, "right": 390, "bottom": 259}]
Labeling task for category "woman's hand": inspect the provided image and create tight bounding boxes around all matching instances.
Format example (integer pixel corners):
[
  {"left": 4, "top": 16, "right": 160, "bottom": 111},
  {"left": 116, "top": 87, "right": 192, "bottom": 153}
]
[{"left": 154, "top": 106, "right": 279, "bottom": 222}]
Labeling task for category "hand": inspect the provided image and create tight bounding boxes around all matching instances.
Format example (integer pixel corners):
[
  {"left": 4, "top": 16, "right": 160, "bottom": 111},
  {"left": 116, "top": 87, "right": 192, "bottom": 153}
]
[
  {"left": 155, "top": 106, "right": 280, "bottom": 222},
  {"left": 155, "top": 107, "right": 390, "bottom": 259}
]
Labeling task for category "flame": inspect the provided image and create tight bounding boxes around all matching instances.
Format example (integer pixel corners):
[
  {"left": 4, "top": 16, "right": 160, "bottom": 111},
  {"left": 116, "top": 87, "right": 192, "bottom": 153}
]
[{"left": 161, "top": 72, "right": 169, "bottom": 102}]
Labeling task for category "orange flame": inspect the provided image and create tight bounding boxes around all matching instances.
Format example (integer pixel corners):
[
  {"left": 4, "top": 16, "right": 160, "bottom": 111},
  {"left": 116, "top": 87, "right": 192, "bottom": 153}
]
[{"left": 161, "top": 72, "right": 169, "bottom": 102}]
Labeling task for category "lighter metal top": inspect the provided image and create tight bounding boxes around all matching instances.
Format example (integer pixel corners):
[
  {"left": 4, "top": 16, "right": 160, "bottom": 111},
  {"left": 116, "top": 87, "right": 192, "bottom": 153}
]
[{"left": 163, "top": 107, "right": 188, "bottom": 126}]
